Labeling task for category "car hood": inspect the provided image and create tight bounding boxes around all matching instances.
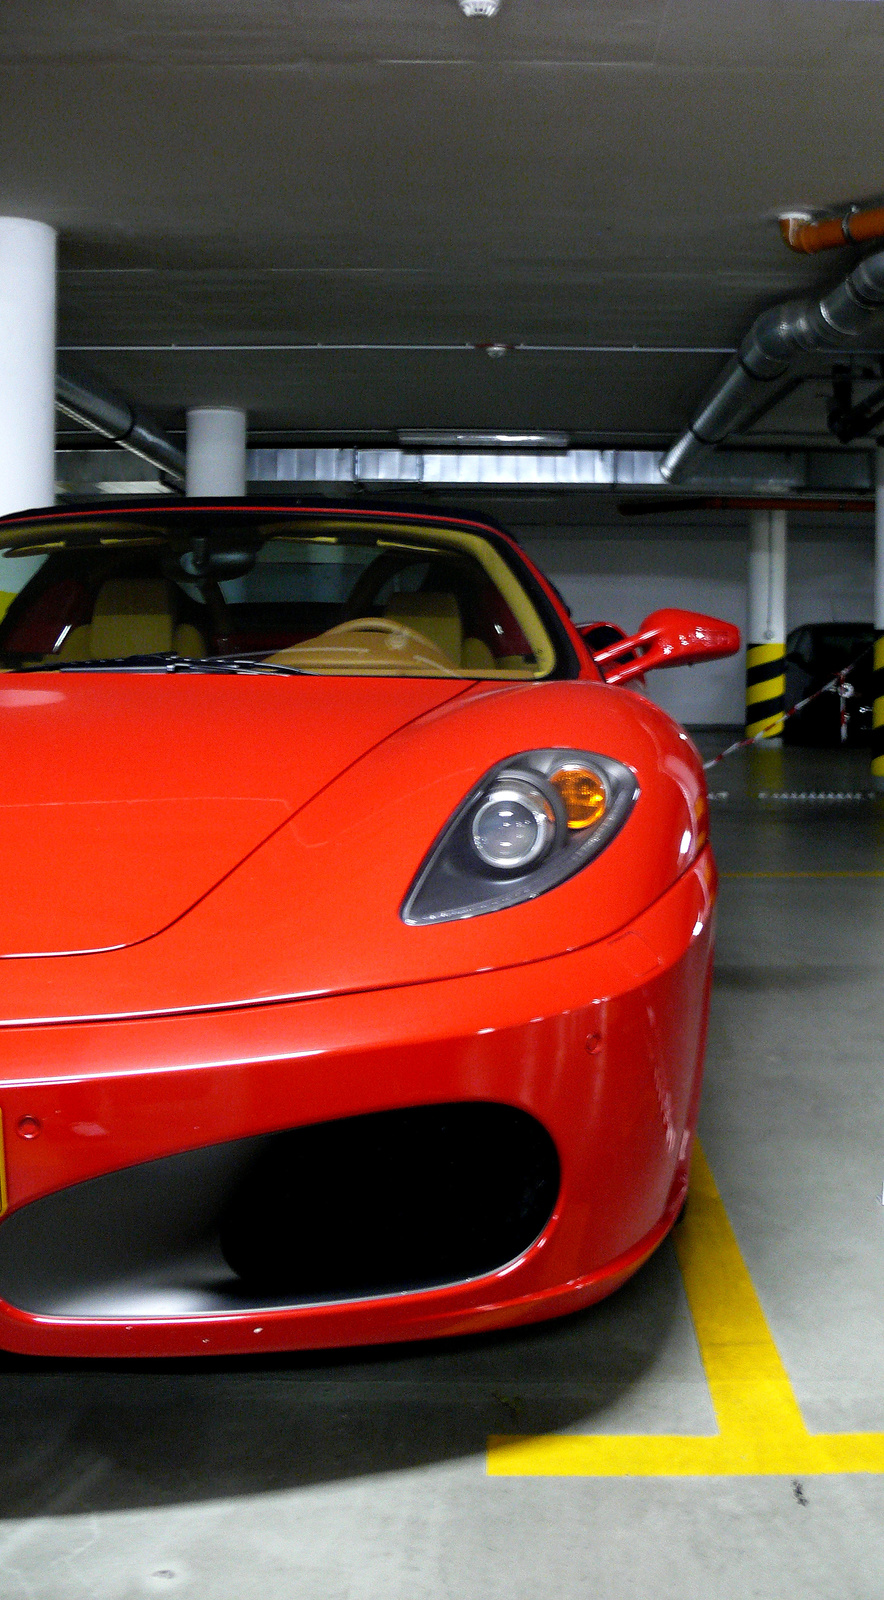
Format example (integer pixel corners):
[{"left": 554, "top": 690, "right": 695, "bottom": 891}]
[
  {"left": 0, "top": 677, "right": 709, "bottom": 1027},
  {"left": 0, "top": 673, "right": 467, "bottom": 958}
]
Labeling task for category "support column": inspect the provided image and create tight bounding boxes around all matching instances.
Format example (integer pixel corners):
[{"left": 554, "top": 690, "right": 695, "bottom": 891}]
[
  {"left": 872, "top": 446, "right": 884, "bottom": 782},
  {"left": 745, "top": 509, "right": 787, "bottom": 742},
  {"left": 185, "top": 407, "right": 247, "bottom": 497},
  {"left": 0, "top": 218, "right": 56, "bottom": 517}
]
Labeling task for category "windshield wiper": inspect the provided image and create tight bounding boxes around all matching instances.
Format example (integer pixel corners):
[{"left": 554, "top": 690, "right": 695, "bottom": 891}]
[{"left": 17, "top": 651, "right": 305, "bottom": 676}]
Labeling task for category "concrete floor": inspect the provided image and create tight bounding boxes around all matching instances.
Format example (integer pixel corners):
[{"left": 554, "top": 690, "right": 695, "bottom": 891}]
[{"left": 2, "top": 738, "right": 883, "bottom": 1599}]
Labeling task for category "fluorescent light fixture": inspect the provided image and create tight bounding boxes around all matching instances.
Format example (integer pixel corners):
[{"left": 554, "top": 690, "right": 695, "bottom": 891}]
[
  {"left": 398, "top": 431, "right": 570, "bottom": 450},
  {"left": 458, "top": 0, "right": 501, "bottom": 14}
]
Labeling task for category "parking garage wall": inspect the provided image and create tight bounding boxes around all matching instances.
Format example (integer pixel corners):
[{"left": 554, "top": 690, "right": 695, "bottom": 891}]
[{"left": 517, "top": 527, "right": 874, "bottom": 726}]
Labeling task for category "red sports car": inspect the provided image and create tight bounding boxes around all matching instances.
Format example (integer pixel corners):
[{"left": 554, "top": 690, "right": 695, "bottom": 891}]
[{"left": 0, "top": 500, "right": 738, "bottom": 1358}]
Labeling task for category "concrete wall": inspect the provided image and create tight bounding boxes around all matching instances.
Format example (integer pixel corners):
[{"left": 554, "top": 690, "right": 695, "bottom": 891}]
[{"left": 517, "top": 524, "right": 875, "bottom": 726}]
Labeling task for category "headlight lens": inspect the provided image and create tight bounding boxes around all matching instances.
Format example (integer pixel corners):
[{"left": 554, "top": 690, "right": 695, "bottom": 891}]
[
  {"left": 470, "top": 780, "right": 557, "bottom": 870},
  {"left": 402, "top": 748, "right": 638, "bottom": 924}
]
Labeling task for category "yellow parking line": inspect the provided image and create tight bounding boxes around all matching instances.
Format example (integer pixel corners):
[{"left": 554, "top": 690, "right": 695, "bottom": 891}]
[{"left": 487, "top": 1142, "right": 884, "bottom": 1476}]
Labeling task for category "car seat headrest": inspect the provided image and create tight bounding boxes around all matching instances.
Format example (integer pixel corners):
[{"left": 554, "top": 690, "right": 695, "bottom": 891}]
[{"left": 89, "top": 577, "right": 177, "bottom": 659}]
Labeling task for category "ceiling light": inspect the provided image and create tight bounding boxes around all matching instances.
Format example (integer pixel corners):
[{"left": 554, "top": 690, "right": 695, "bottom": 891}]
[
  {"left": 458, "top": 0, "right": 501, "bottom": 15},
  {"left": 398, "top": 431, "right": 570, "bottom": 449}
]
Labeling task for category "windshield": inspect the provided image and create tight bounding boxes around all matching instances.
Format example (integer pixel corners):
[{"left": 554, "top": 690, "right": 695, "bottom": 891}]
[{"left": 0, "top": 513, "right": 560, "bottom": 679}]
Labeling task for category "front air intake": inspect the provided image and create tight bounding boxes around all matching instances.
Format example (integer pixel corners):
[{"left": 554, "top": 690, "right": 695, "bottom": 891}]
[
  {"left": 0, "top": 1102, "right": 559, "bottom": 1319},
  {"left": 220, "top": 1101, "right": 560, "bottom": 1298}
]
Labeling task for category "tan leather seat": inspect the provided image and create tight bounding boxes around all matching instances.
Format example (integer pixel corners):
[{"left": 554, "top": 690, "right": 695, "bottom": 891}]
[
  {"left": 89, "top": 578, "right": 177, "bottom": 657},
  {"left": 58, "top": 578, "right": 206, "bottom": 661},
  {"left": 172, "top": 621, "right": 207, "bottom": 659},
  {"left": 383, "top": 592, "right": 463, "bottom": 665}
]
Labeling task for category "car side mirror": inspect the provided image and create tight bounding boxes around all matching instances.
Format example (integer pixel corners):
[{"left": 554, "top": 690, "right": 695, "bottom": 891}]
[{"left": 590, "top": 608, "right": 741, "bottom": 686}]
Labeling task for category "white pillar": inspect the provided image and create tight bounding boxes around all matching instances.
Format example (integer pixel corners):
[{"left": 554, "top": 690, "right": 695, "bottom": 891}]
[
  {"left": 185, "top": 407, "right": 247, "bottom": 497},
  {"left": 0, "top": 218, "right": 56, "bottom": 517},
  {"left": 747, "top": 508, "right": 787, "bottom": 645},
  {"left": 745, "top": 508, "right": 787, "bottom": 741}
]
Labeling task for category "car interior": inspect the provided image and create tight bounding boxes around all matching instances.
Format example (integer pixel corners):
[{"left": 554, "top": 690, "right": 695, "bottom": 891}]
[{"left": 0, "top": 523, "right": 557, "bottom": 677}]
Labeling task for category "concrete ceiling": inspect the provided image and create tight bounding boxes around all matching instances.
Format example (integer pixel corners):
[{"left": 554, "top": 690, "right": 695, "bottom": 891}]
[{"left": 3, "top": 0, "right": 884, "bottom": 447}]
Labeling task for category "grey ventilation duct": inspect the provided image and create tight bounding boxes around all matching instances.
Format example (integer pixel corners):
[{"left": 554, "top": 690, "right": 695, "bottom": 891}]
[
  {"left": 56, "top": 366, "right": 185, "bottom": 488},
  {"left": 660, "top": 246, "right": 884, "bottom": 483}
]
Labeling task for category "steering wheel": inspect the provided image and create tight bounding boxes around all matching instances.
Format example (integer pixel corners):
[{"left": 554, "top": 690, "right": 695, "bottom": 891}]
[
  {"left": 315, "top": 616, "right": 456, "bottom": 663},
  {"left": 268, "top": 615, "right": 459, "bottom": 671}
]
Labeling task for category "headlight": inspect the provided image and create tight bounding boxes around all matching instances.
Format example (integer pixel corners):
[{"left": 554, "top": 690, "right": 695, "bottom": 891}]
[
  {"left": 401, "top": 748, "right": 639, "bottom": 925},
  {"left": 470, "top": 779, "right": 557, "bottom": 870}
]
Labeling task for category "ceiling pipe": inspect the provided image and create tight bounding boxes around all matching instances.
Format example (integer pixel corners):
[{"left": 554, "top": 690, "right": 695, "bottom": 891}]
[
  {"left": 55, "top": 366, "right": 185, "bottom": 488},
  {"left": 660, "top": 245, "right": 884, "bottom": 484},
  {"left": 781, "top": 205, "right": 884, "bottom": 255}
]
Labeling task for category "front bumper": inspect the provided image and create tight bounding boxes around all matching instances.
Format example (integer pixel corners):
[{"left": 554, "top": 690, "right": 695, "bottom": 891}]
[{"left": 0, "top": 851, "right": 715, "bottom": 1358}]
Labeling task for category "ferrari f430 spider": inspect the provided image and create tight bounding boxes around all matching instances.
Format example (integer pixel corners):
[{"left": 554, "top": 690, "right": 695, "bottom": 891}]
[{"left": 0, "top": 500, "right": 738, "bottom": 1357}]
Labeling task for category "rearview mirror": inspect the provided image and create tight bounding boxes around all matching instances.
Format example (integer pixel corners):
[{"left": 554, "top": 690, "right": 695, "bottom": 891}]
[
  {"left": 589, "top": 608, "right": 740, "bottom": 686},
  {"left": 179, "top": 538, "right": 257, "bottom": 581}
]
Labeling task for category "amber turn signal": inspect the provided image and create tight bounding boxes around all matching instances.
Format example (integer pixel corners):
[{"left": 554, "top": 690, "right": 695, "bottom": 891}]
[{"left": 549, "top": 765, "right": 607, "bottom": 829}]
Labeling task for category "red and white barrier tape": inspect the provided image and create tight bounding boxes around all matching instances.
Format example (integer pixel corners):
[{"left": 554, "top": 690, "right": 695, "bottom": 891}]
[{"left": 702, "top": 647, "right": 872, "bottom": 771}]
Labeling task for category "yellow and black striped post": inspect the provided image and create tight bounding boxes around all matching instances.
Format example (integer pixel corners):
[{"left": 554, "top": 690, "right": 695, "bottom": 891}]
[
  {"left": 872, "top": 632, "right": 884, "bottom": 782},
  {"left": 745, "top": 641, "right": 785, "bottom": 740}
]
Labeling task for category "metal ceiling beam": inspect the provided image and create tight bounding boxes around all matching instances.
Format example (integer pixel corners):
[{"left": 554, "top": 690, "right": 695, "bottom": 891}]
[
  {"left": 54, "top": 443, "right": 876, "bottom": 499},
  {"left": 247, "top": 444, "right": 873, "bottom": 493}
]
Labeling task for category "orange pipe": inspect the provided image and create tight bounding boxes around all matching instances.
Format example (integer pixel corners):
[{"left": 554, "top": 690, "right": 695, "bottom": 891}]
[{"left": 781, "top": 205, "right": 884, "bottom": 254}]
